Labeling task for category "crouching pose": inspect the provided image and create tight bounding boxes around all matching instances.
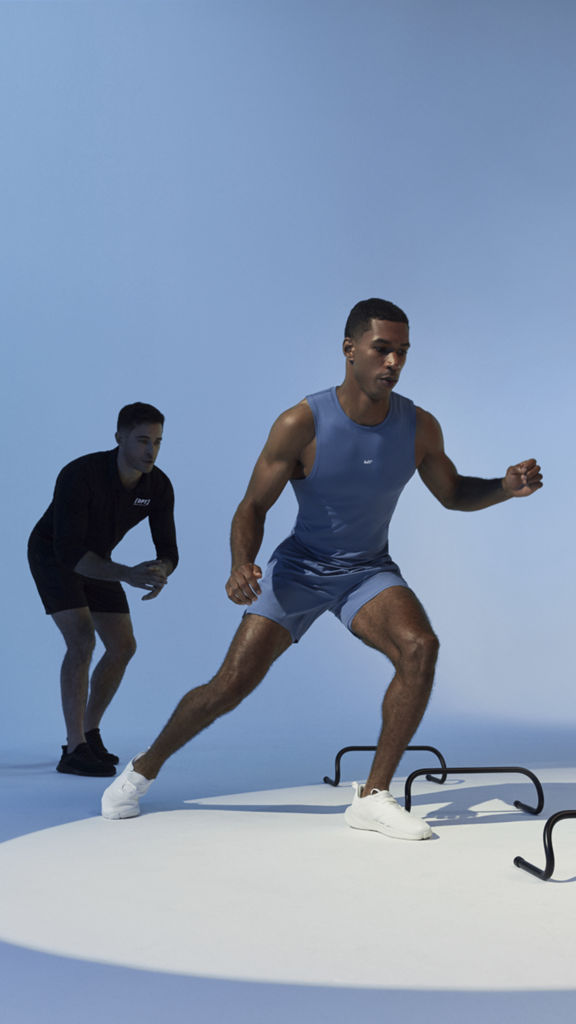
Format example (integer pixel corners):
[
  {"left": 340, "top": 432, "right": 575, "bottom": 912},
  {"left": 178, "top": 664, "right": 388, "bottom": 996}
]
[{"left": 29, "top": 403, "right": 178, "bottom": 776}]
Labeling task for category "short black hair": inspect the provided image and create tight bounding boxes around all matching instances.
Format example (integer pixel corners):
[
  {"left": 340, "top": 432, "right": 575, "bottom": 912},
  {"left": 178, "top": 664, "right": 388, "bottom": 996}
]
[
  {"left": 345, "top": 298, "right": 409, "bottom": 338},
  {"left": 117, "top": 403, "right": 165, "bottom": 433}
]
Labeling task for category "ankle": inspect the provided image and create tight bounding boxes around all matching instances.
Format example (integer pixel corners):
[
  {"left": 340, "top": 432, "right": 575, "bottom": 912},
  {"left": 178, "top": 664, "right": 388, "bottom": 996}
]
[
  {"left": 362, "top": 782, "right": 391, "bottom": 797},
  {"left": 133, "top": 753, "right": 156, "bottom": 780}
]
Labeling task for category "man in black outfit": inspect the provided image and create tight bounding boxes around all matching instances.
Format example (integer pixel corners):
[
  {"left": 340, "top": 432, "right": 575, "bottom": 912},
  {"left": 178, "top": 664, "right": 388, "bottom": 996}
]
[{"left": 28, "top": 403, "right": 179, "bottom": 777}]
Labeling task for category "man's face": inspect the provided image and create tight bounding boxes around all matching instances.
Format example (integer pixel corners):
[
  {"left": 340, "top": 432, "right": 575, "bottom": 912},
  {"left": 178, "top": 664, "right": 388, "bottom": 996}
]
[
  {"left": 116, "top": 422, "right": 163, "bottom": 474},
  {"left": 343, "top": 319, "right": 410, "bottom": 399}
]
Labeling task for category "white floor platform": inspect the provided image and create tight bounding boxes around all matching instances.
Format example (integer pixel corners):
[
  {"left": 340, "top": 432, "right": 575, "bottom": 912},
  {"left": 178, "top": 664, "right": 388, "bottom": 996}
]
[
  {"left": 2, "top": 762, "right": 576, "bottom": 1023},
  {"left": 1, "top": 768, "right": 576, "bottom": 1010}
]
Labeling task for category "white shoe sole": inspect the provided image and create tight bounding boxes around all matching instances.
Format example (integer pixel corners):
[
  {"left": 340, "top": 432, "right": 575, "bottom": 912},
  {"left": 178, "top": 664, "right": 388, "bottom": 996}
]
[{"left": 101, "top": 802, "right": 141, "bottom": 820}]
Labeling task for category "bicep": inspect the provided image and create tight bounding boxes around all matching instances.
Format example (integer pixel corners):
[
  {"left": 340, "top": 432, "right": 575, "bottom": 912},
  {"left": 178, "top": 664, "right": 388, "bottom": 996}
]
[
  {"left": 241, "top": 404, "right": 314, "bottom": 515},
  {"left": 242, "top": 449, "right": 297, "bottom": 514},
  {"left": 416, "top": 409, "right": 459, "bottom": 507},
  {"left": 418, "top": 450, "right": 460, "bottom": 506}
]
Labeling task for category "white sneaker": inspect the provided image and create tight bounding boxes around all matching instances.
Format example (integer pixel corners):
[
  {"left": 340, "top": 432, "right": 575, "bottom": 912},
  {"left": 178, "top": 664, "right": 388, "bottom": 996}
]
[
  {"left": 101, "top": 754, "right": 153, "bottom": 819},
  {"left": 344, "top": 782, "right": 433, "bottom": 840}
]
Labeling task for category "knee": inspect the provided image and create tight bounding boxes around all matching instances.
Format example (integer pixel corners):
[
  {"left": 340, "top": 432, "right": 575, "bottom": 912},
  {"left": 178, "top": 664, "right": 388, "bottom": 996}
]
[
  {"left": 400, "top": 630, "right": 439, "bottom": 672},
  {"left": 65, "top": 630, "right": 96, "bottom": 665},
  {"left": 106, "top": 634, "right": 137, "bottom": 665},
  {"left": 125, "top": 634, "right": 137, "bottom": 661}
]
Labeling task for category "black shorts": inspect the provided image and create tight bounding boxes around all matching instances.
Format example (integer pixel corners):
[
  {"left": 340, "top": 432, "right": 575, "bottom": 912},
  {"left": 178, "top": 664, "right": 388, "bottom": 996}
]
[{"left": 27, "top": 535, "right": 130, "bottom": 616}]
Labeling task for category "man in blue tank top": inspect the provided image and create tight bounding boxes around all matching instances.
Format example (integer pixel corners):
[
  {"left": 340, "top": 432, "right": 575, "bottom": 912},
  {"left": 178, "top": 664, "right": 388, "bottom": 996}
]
[{"left": 103, "top": 300, "right": 542, "bottom": 840}]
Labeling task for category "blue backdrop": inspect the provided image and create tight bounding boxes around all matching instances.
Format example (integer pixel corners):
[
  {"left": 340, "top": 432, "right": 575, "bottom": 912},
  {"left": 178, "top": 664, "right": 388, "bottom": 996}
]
[{"left": 3, "top": 0, "right": 575, "bottom": 783}]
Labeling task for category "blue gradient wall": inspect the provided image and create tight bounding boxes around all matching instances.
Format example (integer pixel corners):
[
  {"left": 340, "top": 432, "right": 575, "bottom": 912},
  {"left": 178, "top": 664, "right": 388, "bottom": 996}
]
[{"left": 3, "top": 0, "right": 575, "bottom": 777}]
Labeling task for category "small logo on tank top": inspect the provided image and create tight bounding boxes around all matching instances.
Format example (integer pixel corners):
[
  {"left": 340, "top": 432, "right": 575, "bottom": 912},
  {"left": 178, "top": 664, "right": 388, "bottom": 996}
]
[
  {"left": 363, "top": 459, "right": 373, "bottom": 465},
  {"left": 133, "top": 498, "right": 151, "bottom": 506}
]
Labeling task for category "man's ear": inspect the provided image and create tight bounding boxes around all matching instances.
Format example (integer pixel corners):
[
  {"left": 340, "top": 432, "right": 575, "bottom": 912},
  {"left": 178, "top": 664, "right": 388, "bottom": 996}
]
[{"left": 343, "top": 337, "right": 355, "bottom": 363}]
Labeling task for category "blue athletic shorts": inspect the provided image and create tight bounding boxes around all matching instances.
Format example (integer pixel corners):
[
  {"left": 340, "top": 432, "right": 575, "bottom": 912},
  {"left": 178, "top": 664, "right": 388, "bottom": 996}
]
[{"left": 245, "top": 535, "right": 408, "bottom": 643}]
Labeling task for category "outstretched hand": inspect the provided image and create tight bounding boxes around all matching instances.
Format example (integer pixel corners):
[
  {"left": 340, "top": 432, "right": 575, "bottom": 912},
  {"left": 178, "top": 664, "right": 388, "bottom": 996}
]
[
  {"left": 503, "top": 459, "right": 543, "bottom": 498},
  {"left": 226, "top": 563, "right": 262, "bottom": 605}
]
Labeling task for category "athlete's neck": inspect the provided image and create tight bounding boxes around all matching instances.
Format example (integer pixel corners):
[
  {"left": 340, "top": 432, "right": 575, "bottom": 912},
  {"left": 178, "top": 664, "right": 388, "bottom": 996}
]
[{"left": 336, "top": 382, "right": 392, "bottom": 426}]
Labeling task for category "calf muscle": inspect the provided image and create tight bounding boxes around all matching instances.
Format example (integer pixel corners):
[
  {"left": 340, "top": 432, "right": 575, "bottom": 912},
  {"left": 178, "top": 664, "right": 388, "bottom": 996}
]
[
  {"left": 136, "top": 615, "right": 291, "bottom": 778},
  {"left": 351, "top": 587, "right": 439, "bottom": 792}
]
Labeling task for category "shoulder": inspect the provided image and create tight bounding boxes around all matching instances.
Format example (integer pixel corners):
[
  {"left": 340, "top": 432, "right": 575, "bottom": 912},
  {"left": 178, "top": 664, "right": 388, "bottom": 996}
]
[
  {"left": 271, "top": 398, "right": 315, "bottom": 438},
  {"left": 415, "top": 406, "right": 445, "bottom": 461},
  {"left": 56, "top": 450, "right": 111, "bottom": 482},
  {"left": 261, "top": 399, "right": 316, "bottom": 460},
  {"left": 415, "top": 406, "right": 443, "bottom": 436}
]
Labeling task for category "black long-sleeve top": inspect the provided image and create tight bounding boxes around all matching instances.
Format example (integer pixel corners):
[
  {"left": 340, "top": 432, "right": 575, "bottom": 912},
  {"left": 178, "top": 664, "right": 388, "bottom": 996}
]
[{"left": 30, "top": 448, "right": 179, "bottom": 571}]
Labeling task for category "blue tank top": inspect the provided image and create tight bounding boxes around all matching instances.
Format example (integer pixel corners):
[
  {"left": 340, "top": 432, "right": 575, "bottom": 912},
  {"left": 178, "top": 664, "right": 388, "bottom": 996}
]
[{"left": 290, "top": 387, "right": 416, "bottom": 567}]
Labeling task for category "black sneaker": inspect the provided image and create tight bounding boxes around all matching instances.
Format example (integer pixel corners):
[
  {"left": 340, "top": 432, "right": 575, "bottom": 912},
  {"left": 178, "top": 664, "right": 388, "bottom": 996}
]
[
  {"left": 85, "top": 728, "right": 120, "bottom": 766},
  {"left": 57, "top": 742, "right": 116, "bottom": 777}
]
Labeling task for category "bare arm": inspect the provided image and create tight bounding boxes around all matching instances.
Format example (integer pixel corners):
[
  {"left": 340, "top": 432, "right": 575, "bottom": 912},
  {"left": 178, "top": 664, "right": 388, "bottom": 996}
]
[
  {"left": 416, "top": 408, "right": 543, "bottom": 511},
  {"left": 74, "top": 551, "right": 170, "bottom": 600},
  {"left": 226, "top": 401, "right": 315, "bottom": 604}
]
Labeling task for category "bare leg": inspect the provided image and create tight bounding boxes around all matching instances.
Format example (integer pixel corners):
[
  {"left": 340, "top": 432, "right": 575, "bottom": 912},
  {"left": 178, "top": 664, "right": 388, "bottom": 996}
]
[
  {"left": 52, "top": 608, "right": 96, "bottom": 750},
  {"left": 135, "top": 614, "right": 292, "bottom": 779},
  {"left": 85, "top": 612, "right": 137, "bottom": 731},
  {"left": 350, "top": 586, "right": 439, "bottom": 794}
]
